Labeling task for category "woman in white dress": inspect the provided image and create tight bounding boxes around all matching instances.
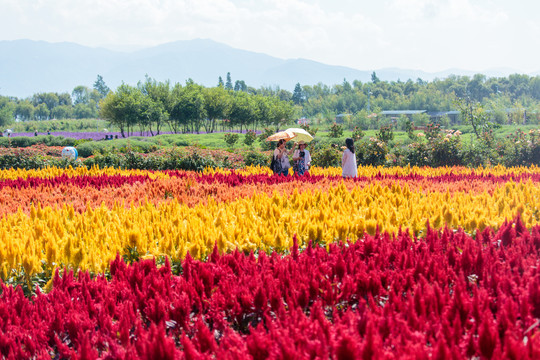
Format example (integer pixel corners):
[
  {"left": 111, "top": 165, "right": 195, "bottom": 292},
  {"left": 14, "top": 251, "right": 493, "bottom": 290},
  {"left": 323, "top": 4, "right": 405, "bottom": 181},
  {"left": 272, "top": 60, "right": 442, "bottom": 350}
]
[{"left": 342, "top": 138, "right": 357, "bottom": 178}]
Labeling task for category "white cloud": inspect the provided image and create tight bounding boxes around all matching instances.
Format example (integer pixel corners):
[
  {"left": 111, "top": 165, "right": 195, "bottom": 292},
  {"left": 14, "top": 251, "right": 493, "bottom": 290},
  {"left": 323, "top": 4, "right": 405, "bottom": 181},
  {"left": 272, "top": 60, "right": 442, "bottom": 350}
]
[
  {"left": 0, "top": 0, "right": 538, "bottom": 73},
  {"left": 389, "top": 0, "right": 507, "bottom": 23}
]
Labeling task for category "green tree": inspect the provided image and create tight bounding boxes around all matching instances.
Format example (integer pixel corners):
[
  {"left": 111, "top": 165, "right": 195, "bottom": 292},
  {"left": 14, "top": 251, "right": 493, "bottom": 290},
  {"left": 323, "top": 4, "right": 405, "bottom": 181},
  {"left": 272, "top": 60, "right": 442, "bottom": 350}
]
[
  {"left": 100, "top": 84, "right": 145, "bottom": 137},
  {"left": 225, "top": 72, "right": 233, "bottom": 90},
  {"left": 0, "top": 96, "right": 15, "bottom": 127},
  {"left": 72, "top": 86, "right": 90, "bottom": 105},
  {"left": 93, "top": 75, "right": 111, "bottom": 98},
  {"left": 292, "top": 83, "right": 304, "bottom": 105},
  {"left": 15, "top": 101, "right": 34, "bottom": 121},
  {"left": 277, "top": 89, "right": 292, "bottom": 102},
  {"left": 342, "top": 78, "right": 352, "bottom": 93},
  {"left": 34, "top": 103, "right": 49, "bottom": 120},
  {"left": 228, "top": 91, "right": 254, "bottom": 132},
  {"left": 89, "top": 89, "right": 102, "bottom": 104},
  {"left": 136, "top": 96, "right": 162, "bottom": 135},
  {"left": 58, "top": 92, "right": 72, "bottom": 106},
  {"left": 531, "top": 76, "right": 540, "bottom": 100},
  {"left": 51, "top": 105, "right": 73, "bottom": 119},
  {"left": 138, "top": 76, "right": 171, "bottom": 135},
  {"left": 454, "top": 97, "right": 489, "bottom": 139},
  {"left": 234, "top": 80, "right": 247, "bottom": 92},
  {"left": 73, "top": 103, "right": 97, "bottom": 119},
  {"left": 371, "top": 71, "right": 380, "bottom": 83},
  {"left": 169, "top": 81, "right": 206, "bottom": 133},
  {"left": 32, "top": 92, "right": 59, "bottom": 111},
  {"left": 269, "top": 97, "right": 295, "bottom": 131},
  {"left": 202, "top": 86, "right": 230, "bottom": 133},
  {"left": 253, "top": 95, "right": 272, "bottom": 129}
]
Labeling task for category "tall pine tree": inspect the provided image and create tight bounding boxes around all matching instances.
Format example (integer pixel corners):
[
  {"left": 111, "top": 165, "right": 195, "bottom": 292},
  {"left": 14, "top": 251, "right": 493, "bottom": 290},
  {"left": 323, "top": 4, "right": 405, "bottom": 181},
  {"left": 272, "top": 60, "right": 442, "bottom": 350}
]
[
  {"left": 93, "top": 75, "right": 110, "bottom": 98},
  {"left": 225, "top": 72, "right": 233, "bottom": 90},
  {"left": 292, "top": 83, "right": 304, "bottom": 105}
]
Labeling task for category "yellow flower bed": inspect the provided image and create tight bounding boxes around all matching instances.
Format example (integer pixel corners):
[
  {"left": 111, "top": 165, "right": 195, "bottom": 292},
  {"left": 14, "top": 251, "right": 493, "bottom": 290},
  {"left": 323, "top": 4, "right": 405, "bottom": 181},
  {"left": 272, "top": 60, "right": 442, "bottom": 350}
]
[{"left": 1, "top": 177, "right": 538, "bottom": 279}]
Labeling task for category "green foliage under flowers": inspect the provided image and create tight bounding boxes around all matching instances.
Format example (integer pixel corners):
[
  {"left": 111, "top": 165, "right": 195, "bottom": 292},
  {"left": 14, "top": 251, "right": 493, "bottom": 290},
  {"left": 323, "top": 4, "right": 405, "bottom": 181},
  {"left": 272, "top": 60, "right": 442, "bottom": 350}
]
[
  {"left": 299, "top": 124, "right": 318, "bottom": 137},
  {"left": 404, "top": 119, "right": 415, "bottom": 140},
  {"left": 356, "top": 137, "right": 389, "bottom": 166},
  {"left": 224, "top": 133, "right": 239, "bottom": 148},
  {"left": 258, "top": 128, "right": 275, "bottom": 151},
  {"left": 243, "top": 130, "right": 257, "bottom": 146},
  {"left": 424, "top": 123, "right": 442, "bottom": 141},
  {"left": 376, "top": 125, "right": 394, "bottom": 143},
  {"left": 3, "top": 263, "right": 56, "bottom": 297},
  {"left": 351, "top": 126, "right": 364, "bottom": 142},
  {"left": 399, "top": 123, "right": 462, "bottom": 167},
  {"left": 397, "top": 126, "right": 540, "bottom": 168},
  {"left": 244, "top": 151, "right": 269, "bottom": 167},
  {"left": 328, "top": 123, "right": 344, "bottom": 138},
  {"left": 258, "top": 128, "right": 277, "bottom": 151},
  {"left": 500, "top": 129, "right": 540, "bottom": 166},
  {"left": 311, "top": 144, "right": 341, "bottom": 168},
  {"left": 462, "top": 128, "right": 540, "bottom": 167},
  {"left": 1, "top": 125, "right": 539, "bottom": 170}
]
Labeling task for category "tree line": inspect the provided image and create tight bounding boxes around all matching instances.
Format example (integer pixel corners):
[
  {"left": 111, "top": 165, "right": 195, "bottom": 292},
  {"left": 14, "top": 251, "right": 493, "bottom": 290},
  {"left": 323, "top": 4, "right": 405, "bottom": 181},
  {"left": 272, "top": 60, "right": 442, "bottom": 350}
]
[
  {"left": 1, "top": 72, "right": 539, "bottom": 131},
  {"left": 0, "top": 75, "right": 110, "bottom": 128},
  {"left": 294, "top": 72, "right": 540, "bottom": 124},
  {"left": 100, "top": 76, "right": 295, "bottom": 137}
]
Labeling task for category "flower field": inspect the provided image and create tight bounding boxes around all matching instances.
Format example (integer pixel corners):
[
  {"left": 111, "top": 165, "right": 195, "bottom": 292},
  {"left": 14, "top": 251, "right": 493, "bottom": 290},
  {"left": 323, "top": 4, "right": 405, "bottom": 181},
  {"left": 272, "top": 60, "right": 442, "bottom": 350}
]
[{"left": 1, "top": 165, "right": 540, "bottom": 358}]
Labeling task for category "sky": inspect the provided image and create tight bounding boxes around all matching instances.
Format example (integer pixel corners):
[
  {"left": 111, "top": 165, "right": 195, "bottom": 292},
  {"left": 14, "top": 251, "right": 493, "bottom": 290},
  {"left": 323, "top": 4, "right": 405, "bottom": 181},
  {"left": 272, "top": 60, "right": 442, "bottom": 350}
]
[{"left": 1, "top": 0, "right": 539, "bottom": 74}]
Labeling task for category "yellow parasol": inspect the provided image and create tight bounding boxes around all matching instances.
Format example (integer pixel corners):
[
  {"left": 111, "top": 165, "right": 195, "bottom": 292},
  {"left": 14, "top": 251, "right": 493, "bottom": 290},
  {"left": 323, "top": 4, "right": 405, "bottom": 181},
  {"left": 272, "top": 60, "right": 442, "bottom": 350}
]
[
  {"left": 266, "top": 129, "right": 296, "bottom": 142},
  {"left": 284, "top": 128, "right": 314, "bottom": 143}
]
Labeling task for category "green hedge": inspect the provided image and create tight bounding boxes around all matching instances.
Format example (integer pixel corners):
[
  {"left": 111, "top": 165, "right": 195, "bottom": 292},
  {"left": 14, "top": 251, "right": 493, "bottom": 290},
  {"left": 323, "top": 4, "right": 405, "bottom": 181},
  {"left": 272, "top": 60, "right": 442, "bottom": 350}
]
[
  {"left": 76, "top": 139, "right": 162, "bottom": 157},
  {"left": 0, "top": 135, "right": 76, "bottom": 148},
  {"left": 83, "top": 149, "right": 219, "bottom": 171}
]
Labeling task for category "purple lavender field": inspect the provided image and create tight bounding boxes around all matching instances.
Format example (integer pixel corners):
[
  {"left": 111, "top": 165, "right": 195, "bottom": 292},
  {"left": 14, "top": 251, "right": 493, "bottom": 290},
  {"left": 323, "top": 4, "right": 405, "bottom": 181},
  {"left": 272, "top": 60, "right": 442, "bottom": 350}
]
[
  {"left": 9, "top": 131, "right": 172, "bottom": 140},
  {"left": 9, "top": 130, "right": 262, "bottom": 140}
]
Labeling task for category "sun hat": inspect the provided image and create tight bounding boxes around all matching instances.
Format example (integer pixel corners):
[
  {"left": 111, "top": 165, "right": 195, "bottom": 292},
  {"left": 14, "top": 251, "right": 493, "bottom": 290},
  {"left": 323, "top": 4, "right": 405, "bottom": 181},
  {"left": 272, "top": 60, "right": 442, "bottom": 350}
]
[{"left": 297, "top": 140, "right": 306, "bottom": 145}]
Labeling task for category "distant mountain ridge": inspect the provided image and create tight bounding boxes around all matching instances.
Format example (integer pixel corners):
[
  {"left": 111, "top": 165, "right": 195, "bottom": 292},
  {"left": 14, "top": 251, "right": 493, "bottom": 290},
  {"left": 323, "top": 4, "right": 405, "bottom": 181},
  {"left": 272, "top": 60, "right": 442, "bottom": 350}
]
[{"left": 0, "top": 39, "right": 537, "bottom": 98}]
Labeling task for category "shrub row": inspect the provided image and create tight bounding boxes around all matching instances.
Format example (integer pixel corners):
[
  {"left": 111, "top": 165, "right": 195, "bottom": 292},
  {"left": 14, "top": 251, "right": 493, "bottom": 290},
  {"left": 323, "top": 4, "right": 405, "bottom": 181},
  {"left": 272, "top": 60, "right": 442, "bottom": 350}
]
[
  {"left": 0, "top": 135, "right": 76, "bottom": 148},
  {"left": 312, "top": 128, "right": 540, "bottom": 168},
  {"left": 1, "top": 127, "right": 539, "bottom": 170},
  {"left": 0, "top": 146, "right": 251, "bottom": 171}
]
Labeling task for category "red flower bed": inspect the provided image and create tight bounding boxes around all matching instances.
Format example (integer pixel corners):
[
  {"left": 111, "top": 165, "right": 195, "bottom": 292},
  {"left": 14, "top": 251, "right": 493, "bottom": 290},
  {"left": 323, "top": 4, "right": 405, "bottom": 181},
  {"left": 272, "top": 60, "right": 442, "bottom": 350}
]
[
  {"left": 1, "top": 219, "right": 539, "bottom": 359},
  {"left": 193, "top": 171, "right": 540, "bottom": 187},
  {"left": 0, "top": 144, "right": 64, "bottom": 157},
  {"left": 5, "top": 169, "right": 539, "bottom": 191},
  {"left": 0, "top": 174, "right": 154, "bottom": 190}
]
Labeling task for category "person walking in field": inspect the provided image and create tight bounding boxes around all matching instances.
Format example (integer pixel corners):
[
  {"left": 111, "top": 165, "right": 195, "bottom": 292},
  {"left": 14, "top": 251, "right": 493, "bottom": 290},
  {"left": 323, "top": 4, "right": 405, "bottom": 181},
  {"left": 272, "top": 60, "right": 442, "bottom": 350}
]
[{"left": 342, "top": 138, "right": 357, "bottom": 178}]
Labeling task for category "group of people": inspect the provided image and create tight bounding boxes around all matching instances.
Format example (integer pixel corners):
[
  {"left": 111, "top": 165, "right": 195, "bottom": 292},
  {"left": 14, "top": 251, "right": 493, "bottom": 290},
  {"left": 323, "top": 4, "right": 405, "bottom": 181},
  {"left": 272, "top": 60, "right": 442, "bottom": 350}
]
[
  {"left": 271, "top": 137, "right": 357, "bottom": 178},
  {"left": 272, "top": 139, "right": 312, "bottom": 176},
  {"left": 32, "top": 130, "right": 51, "bottom": 136}
]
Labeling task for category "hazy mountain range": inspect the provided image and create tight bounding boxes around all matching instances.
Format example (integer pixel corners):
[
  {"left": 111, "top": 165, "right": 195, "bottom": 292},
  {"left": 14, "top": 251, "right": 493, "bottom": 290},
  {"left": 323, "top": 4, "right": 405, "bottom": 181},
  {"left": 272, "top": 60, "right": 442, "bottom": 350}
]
[{"left": 1, "top": 39, "right": 538, "bottom": 98}]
